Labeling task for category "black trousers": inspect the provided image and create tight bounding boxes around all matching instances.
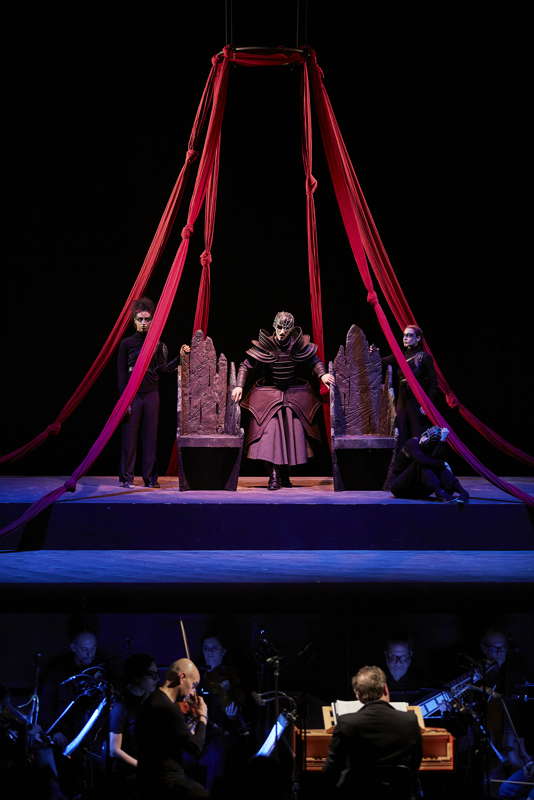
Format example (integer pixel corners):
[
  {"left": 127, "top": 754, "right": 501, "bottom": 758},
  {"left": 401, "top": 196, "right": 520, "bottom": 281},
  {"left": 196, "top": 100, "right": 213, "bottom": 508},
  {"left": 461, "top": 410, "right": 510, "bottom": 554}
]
[
  {"left": 119, "top": 391, "right": 159, "bottom": 484},
  {"left": 391, "top": 465, "right": 463, "bottom": 499},
  {"left": 396, "top": 397, "right": 428, "bottom": 449}
]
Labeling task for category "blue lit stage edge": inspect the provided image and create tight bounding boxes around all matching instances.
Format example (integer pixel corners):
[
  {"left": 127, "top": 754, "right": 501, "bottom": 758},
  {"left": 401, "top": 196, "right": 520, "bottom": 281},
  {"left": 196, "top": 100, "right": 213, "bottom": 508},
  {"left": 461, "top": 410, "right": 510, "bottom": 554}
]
[{"left": 0, "top": 476, "right": 532, "bottom": 608}]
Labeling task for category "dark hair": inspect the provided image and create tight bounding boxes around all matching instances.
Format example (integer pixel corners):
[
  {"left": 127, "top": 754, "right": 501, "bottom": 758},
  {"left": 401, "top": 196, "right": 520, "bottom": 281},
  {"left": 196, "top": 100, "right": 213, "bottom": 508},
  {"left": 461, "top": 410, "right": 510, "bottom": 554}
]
[
  {"left": 123, "top": 653, "right": 156, "bottom": 683},
  {"left": 132, "top": 297, "right": 154, "bottom": 321},
  {"left": 352, "top": 665, "right": 387, "bottom": 703},
  {"left": 404, "top": 324, "right": 423, "bottom": 338}
]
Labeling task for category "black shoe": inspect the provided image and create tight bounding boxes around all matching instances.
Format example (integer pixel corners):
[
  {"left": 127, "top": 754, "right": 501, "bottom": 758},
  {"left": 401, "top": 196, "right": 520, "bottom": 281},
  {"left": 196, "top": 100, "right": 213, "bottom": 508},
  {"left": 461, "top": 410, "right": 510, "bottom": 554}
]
[
  {"left": 144, "top": 480, "right": 160, "bottom": 488},
  {"left": 435, "top": 489, "right": 454, "bottom": 502},
  {"left": 119, "top": 480, "right": 133, "bottom": 488},
  {"left": 267, "top": 466, "right": 281, "bottom": 491},
  {"left": 278, "top": 466, "right": 293, "bottom": 488}
]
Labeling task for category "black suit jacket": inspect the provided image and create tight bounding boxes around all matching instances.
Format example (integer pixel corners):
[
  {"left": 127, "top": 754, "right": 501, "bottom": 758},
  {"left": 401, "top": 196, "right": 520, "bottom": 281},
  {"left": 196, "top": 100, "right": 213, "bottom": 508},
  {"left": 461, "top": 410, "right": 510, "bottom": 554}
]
[{"left": 323, "top": 700, "right": 422, "bottom": 792}]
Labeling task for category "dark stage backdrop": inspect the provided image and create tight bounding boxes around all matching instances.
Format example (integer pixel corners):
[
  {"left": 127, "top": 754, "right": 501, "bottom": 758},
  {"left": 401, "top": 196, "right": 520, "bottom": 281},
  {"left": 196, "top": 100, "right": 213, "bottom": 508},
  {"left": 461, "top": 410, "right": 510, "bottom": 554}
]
[{"left": 3, "top": 4, "right": 533, "bottom": 479}]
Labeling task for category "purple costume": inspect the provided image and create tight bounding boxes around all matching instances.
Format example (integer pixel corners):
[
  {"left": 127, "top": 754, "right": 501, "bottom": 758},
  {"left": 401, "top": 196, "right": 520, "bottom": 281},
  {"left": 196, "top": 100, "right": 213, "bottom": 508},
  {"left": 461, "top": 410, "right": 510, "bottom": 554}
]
[{"left": 236, "top": 327, "right": 326, "bottom": 467}]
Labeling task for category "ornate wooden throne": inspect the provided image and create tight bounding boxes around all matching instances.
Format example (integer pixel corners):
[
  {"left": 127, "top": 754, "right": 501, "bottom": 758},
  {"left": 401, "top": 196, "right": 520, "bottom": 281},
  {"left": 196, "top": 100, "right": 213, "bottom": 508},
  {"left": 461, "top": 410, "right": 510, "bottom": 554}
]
[
  {"left": 176, "top": 330, "right": 244, "bottom": 490},
  {"left": 329, "top": 324, "right": 396, "bottom": 490}
]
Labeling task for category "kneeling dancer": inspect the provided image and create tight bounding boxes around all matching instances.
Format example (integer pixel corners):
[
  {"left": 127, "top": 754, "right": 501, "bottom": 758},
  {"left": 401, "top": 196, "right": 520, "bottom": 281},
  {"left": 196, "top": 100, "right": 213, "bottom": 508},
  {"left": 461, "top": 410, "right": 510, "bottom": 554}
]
[
  {"left": 232, "top": 311, "right": 334, "bottom": 490},
  {"left": 390, "top": 425, "right": 469, "bottom": 502}
]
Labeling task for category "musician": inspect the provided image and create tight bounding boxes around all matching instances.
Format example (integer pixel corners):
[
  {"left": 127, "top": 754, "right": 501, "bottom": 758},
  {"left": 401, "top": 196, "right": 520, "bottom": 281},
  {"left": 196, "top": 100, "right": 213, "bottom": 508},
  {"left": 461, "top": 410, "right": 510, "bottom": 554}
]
[
  {"left": 195, "top": 634, "right": 254, "bottom": 794},
  {"left": 109, "top": 653, "right": 160, "bottom": 797},
  {"left": 477, "top": 628, "right": 530, "bottom": 779},
  {"left": 39, "top": 626, "right": 110, "bottom": 798},
  {"left": 323, "top": 665, "right": 422, "bottom": 797},
  {"left": 136, "top": 658, "right": 209, "bottom": 799},
  {"left": 40, "top": 627, "right": 108, "bottom": 748},
  {"left": 382, "top": 637, "right": 428, "bottom": 703}
]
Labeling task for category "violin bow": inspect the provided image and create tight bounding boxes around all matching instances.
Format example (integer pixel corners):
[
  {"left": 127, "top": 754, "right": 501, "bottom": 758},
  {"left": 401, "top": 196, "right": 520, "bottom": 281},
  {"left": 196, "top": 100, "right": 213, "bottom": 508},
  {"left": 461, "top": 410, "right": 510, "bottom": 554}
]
[{"left": 178, "top": 618, "right": 191, "bottom": 660}]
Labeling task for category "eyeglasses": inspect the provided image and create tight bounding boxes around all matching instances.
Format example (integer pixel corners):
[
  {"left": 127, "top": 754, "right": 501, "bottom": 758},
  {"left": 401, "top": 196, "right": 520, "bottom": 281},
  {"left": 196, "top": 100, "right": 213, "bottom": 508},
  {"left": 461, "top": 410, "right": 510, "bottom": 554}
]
[
  {"left": 387, "top": 654, "right": 411, "bottom": 664},
  {"left": 484, "top": 645, "right": 507, "bottom": 653}
]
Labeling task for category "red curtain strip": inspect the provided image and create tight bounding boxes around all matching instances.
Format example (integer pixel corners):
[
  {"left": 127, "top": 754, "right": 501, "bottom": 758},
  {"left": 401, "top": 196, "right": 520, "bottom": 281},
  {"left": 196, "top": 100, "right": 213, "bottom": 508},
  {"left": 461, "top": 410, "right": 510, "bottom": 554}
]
[
  {"left": 0, "top": 55, "right": 231, "bottom": 538},
  {"left": 301, "top": 60, "right": 330, "bottom": 435},
  {"left": 307, "top": 53, "right": 534, "bottom": 468},
  {"left": 193, "top": 136, "right": 221, "bottom": 334},
  {"left": 0, "top": 59, "right": 219, "bottom": 467},
  {"left": 307, "top": 52, "right": 534, "bottom": 506},
  {"left": 2, "top": 46, "right": 532, "bottom": 540}
]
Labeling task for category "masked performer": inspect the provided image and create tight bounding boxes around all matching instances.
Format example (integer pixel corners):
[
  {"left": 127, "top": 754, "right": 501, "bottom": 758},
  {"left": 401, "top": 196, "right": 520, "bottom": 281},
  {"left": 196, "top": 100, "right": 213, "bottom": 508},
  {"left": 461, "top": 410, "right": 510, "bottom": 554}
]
[
  {"left": 382, "top": 325, "right": 438, "bottom": 449},
  {"left": 390, "top": 425, "right": 469, "bottom": 502},
  {"left": 117, "top": 297, "right": 180, "bottom": 488},
  {"left": 232, "top": 312, "right": 335, "bottom": 490}
]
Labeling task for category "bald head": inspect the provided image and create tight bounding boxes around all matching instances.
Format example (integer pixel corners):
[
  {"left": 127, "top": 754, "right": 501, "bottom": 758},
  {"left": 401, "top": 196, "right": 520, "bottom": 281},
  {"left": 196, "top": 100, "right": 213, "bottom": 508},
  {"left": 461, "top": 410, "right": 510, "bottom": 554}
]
[{"left": 164, "top": 658, "right": 200, "bottom": 695}]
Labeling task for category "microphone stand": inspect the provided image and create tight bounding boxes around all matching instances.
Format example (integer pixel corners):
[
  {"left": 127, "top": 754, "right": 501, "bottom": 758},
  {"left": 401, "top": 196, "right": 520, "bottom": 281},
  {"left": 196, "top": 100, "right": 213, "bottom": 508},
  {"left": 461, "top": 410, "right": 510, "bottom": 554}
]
[
  {"left": 476, "top": 659, "right": 501, "bottom": 798},
  {"left": 269, "top": 654, "right": 281, "bottom": 739}
]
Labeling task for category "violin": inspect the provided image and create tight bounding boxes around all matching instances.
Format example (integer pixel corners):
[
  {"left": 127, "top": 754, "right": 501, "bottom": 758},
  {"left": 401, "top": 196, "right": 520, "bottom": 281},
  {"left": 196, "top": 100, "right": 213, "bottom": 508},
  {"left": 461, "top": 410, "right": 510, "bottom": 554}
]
[{"left": 177, "top": 693, "right": 203, "bottom": 719}]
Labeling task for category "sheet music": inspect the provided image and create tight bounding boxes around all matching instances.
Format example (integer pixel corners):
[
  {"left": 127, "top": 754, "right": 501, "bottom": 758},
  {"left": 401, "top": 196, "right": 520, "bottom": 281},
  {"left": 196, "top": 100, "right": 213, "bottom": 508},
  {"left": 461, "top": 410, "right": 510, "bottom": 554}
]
[{"left": 332, "top": 699, "right": 408, "bottom": 724}]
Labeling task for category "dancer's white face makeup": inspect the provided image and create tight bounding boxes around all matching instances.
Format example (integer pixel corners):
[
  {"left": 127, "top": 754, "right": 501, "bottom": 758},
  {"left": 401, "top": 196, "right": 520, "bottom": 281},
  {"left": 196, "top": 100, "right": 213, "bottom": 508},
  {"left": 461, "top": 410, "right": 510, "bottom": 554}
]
[
  {"left": 403, "top": 328, "right": 420, "bottom": 348},
  {"left": 134, "top": 312, "right": 152, "bottom": 333}
]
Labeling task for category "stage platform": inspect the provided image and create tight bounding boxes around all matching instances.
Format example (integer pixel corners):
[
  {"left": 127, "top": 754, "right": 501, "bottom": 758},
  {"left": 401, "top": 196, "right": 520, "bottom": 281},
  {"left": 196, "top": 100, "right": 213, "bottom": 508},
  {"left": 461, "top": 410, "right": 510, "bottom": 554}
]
[
  {"left": 0, "top": 476, "right": 532, "bottom": 609},
  {"left": 0, "top": 475, "right": 533, "bottom": 551}
]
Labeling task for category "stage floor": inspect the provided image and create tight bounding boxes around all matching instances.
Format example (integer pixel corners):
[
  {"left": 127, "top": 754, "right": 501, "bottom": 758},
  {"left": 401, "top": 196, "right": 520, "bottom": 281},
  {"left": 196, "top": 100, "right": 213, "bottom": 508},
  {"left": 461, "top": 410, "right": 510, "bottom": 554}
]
[
  {"left": 0, "top": 476, "right": 532, "bottom": 606},
  {"left": 0, "top": 475, "right": 533, "bottom": 551}
]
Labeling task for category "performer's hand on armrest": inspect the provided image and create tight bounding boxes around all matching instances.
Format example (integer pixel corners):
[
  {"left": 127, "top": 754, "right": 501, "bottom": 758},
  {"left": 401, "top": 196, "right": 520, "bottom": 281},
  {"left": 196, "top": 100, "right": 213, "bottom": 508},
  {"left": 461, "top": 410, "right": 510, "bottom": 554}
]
[
  {"left": 321, "top": 373, "right": 335, "bottom": 387},
  {"left": 232, "top": 387, "right": 243, "bottom": 403}
]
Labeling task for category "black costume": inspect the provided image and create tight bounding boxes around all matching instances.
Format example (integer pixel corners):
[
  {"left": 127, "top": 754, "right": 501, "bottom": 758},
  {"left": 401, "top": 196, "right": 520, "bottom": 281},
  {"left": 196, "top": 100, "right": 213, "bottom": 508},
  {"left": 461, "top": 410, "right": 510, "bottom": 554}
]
[
  {"left": 384, "top": 345, "right": 438, "bottom": 447},
  {"left": 384, "top": 665, "right": 428, "bottom": 704},
  {"left": 236, "top": 327, "right": 326, "bottom": 468},
  {"left": 117, "top": 332, "right": 179, "bottom": 486},
  {"left": 109, "top": 689, "right": 145, "bottom": 797},
  {"left": 389, "top": 435, "right": 468, "bottom": 501},
  {"left": 136, "top": 689, "right": 208, "bottom": 799},
  {"left": 323, "top": 700, "right": 422, "bottom": 797}
]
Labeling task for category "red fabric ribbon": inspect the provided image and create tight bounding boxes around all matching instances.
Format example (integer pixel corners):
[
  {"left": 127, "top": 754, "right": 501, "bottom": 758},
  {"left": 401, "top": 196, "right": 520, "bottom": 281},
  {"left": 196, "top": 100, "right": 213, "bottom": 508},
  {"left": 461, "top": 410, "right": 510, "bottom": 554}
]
[
  {"left": 308, "top": 54, "right": 533, "bottom": 505},
  {"left": 193, "top": 134, "right": 221, "bottom": 335},
  {"left": 0, "top": 60, "right": 220, "bottom": 467},
  {"left": 1, "top": 57, "right": 231, "bottom": 537},
  {"left": 301, "top": 61, "right": 330, "bottom": 432}
]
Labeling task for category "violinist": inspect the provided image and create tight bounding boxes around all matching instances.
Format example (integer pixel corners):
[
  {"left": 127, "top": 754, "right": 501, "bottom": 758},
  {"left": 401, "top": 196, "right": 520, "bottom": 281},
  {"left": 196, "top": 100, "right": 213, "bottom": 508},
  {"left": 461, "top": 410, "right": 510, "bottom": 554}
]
[
  {"left": 195, "top": 635, "right": 254, "bottom": 796},
  {"left": 136, "top": 658, "right": 209, "bottom": 799},
  {"left": 200, "top": 636, "right": 249, "bottom": 735}
]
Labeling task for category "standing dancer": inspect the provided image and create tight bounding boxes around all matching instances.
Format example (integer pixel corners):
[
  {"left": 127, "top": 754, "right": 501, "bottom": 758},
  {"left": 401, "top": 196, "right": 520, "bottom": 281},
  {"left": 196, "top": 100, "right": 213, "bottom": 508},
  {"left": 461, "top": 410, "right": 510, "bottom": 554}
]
[{"left": 117, "top": 297, "right": 180, "bottom": 488}]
